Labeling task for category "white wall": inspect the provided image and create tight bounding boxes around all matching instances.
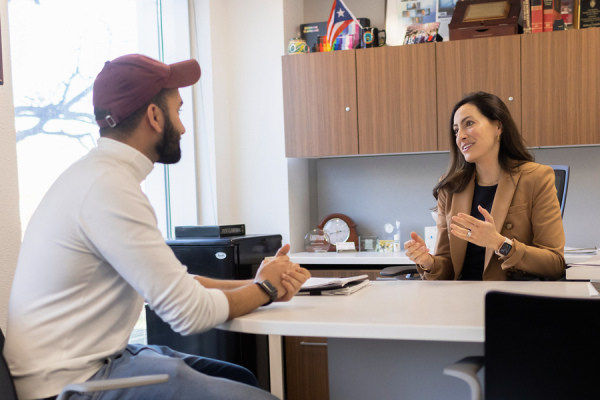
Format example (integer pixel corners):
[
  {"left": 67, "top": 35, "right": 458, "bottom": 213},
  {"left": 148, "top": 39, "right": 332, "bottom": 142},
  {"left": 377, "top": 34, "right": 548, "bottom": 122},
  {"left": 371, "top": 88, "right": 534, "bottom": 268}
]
[
  {"left": 197, "top": 0, "right": 295, "bottom": 245},
  {"left": 0, "top": 0, "right": 22, "bottom": 331}
]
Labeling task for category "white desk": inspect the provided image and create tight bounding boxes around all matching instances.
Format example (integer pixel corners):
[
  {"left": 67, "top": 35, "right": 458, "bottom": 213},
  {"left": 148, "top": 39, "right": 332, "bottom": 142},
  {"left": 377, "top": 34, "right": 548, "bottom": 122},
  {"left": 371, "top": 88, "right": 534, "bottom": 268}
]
[
  {"left": 291, "top": 250, "right": 591, "bottom": 266},
  {"left": 219, "top": 281, "right": 592, "bottom": 399}
]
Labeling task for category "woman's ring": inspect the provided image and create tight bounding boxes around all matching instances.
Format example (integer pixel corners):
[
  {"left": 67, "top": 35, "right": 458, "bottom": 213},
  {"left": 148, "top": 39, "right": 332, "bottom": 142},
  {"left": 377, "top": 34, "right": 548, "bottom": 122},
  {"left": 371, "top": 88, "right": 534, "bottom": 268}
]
[{"left": 466, "top": 229, "right": 472, "bottom": 238}]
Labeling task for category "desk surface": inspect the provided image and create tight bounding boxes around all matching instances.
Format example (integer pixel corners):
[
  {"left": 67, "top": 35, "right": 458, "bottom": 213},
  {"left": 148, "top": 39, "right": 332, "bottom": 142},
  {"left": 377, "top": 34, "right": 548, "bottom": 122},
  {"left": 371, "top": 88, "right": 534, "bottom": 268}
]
[
  {"left": 290, "top": 251, "right": 592, "bottom": 266},
  {"left": 219, "top": 281, "right": 593, "bottom": 343}
]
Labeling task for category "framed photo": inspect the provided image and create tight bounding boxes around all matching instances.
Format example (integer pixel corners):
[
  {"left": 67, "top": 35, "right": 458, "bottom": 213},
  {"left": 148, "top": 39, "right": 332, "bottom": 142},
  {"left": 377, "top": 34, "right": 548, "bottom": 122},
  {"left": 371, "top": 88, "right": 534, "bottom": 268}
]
[
  {"left": 403, "top": 22, "right": 440, "bottom": 44},
  {"left": 386, "top": 0, "right": 459, "bottom": 45}
]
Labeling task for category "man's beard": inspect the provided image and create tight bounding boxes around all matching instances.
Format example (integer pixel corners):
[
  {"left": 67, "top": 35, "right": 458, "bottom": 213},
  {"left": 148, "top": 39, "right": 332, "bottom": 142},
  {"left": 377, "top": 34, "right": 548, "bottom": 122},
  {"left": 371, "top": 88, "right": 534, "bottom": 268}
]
[{"left": 155, "top": 113, "right": 182, "bottom": 164}]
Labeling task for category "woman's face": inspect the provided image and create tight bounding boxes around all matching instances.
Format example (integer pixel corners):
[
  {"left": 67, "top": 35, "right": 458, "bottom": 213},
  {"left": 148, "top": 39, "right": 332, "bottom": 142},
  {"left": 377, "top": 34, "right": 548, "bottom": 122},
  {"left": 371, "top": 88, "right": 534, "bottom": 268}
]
[{"left": 453, "top": 103, "right": 502, "bottom": 166}]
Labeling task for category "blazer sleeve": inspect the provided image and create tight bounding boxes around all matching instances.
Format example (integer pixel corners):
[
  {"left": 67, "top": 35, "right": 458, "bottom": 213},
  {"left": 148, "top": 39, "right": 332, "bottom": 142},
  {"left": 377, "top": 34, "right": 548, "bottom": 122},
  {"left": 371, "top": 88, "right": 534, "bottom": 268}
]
[
  {"left": 419, "top": 188, "right": 455, "bottom": 280},
  {"left": 498, "top": 166, "right": 566, "bottom": 279}
]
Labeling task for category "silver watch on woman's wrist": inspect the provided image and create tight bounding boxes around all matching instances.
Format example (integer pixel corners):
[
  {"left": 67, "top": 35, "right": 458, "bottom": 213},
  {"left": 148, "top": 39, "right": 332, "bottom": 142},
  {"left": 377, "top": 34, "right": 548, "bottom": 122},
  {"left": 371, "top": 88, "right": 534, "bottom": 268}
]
[{"left": 495, "top": 237, "right": 514, "bottom": 256}]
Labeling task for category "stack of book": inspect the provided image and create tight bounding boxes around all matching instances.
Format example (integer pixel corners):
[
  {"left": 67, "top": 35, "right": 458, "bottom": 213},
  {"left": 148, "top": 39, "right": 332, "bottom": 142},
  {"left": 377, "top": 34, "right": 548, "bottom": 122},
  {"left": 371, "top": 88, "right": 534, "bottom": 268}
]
[{"left": 524, "top": 0, "right": 599, "bottom": 32}]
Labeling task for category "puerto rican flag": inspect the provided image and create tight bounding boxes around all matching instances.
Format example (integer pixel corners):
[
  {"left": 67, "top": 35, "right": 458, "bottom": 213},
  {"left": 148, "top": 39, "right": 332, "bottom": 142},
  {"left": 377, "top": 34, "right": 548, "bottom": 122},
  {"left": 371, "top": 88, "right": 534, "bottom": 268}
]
[{"left": 326, "top": 0, "right": 361, "bottom": 49}]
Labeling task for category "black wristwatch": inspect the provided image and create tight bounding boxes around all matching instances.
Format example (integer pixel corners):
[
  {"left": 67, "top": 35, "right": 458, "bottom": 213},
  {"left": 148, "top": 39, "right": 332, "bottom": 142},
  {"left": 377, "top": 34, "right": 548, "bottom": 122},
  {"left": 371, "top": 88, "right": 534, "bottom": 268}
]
[
  {"left": 255, "top": 280, "right": 278, "bottom": 306},
  {"left": 495, "top": 238, "right": 514, "bottom": 257}
]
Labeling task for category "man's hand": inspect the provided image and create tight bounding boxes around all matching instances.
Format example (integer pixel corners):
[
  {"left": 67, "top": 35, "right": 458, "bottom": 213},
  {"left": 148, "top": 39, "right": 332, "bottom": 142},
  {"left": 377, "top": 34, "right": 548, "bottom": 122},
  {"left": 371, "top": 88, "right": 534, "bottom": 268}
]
[
  {"left": 278, "top": 266, "right": 311, "bottom": 302},
  {"left": 254, "top": 244, "right": 309, "bottom": 300}
]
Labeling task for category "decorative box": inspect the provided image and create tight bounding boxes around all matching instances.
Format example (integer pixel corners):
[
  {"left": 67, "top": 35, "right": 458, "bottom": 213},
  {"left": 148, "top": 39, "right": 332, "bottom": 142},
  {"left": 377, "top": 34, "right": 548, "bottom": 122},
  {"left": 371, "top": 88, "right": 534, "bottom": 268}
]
[{"left": 448, "top": 0, "right": 521, "bottom": 41}]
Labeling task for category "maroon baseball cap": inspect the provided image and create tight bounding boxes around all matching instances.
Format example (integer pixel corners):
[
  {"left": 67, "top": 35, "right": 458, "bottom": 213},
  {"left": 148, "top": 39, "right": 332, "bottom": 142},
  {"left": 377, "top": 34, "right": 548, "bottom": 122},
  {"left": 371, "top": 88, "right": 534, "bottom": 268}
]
[{"left": 93, "top": 54, "right": 201, "bottom": 128}]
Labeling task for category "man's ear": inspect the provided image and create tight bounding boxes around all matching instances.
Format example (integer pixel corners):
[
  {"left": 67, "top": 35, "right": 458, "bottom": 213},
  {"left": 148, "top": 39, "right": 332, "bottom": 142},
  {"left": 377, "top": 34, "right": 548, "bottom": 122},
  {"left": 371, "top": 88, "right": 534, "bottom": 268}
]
[{"left": 146, "top": 103, "right": 164, "bottom": 133}]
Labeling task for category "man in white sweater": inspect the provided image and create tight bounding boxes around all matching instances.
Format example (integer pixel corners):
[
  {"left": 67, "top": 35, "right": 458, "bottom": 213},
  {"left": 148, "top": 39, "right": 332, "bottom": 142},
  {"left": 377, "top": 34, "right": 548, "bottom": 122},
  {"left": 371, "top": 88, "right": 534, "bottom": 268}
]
[{"left": 4, "top": 54, "right": 309, "bottom": 400}]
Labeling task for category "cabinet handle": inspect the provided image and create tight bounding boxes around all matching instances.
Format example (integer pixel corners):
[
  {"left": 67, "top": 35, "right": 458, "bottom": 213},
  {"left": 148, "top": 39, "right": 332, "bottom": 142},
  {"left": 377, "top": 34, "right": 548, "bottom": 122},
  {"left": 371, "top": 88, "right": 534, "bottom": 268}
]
[
  {"left": 345, "top": 107, "right": 350, "bottom": 112},
  {"left": 300, "top": 341, "right": 328, "bottom": 347},
  {"left": 508, "top": 97, "right": 514, "bottom": 102}
]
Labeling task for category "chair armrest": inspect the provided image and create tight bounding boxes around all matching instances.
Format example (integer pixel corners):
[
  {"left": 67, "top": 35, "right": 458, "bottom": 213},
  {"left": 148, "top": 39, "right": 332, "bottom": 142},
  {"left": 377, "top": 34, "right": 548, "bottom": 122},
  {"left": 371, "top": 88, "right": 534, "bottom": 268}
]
[
  {"left": 56, "top": 374, "right": 169, "bottom": 400},
  {"left": 443, "top": 356, "right": 484, "bottom": 400}
]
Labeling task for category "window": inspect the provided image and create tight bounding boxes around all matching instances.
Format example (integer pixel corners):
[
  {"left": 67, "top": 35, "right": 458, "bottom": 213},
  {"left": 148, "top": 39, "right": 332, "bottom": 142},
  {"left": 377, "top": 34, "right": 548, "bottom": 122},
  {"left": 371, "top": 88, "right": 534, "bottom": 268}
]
[{"left": 9, "top": 0, "right": 198, "bottom": 238}]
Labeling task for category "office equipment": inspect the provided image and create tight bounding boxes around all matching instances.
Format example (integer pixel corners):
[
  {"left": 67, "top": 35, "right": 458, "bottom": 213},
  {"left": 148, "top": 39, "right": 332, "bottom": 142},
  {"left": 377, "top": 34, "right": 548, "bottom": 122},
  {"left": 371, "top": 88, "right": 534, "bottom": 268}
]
[
  {"left": 444, "top": 291, "right": 600, "bottom": 400},
  {"left": 550, "top": 164, "right": 569, "bottom": 217},
  {"left": 0, "top": 329, "right": 168, "bottom": 400},
  {"left": 145, "top": 234, "right": 282, "bottom": 392},
  {"left": 175, "top": 224, "right": 245, "bottom": 238}
]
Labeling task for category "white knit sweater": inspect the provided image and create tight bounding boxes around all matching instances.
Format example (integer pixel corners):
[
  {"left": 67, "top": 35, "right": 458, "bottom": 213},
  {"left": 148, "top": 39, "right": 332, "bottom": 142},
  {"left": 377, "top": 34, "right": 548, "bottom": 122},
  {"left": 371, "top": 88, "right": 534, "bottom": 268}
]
[{"left": 4, "top": 138, "right": 229, "bottom": 399}]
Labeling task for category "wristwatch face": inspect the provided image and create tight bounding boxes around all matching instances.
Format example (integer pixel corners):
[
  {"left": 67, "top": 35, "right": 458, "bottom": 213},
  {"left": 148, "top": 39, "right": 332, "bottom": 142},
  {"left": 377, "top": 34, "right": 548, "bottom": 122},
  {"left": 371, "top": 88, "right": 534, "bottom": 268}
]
[{"left": 498, "top": 241, "right": 512, "bottom": 256}]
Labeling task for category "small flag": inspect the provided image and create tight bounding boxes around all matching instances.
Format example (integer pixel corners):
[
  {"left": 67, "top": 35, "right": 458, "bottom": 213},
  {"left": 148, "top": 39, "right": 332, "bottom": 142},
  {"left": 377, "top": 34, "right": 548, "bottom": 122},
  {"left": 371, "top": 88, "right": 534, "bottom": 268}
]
[{"left": 326, "top": 0, "right": 361, "bottom": 50}]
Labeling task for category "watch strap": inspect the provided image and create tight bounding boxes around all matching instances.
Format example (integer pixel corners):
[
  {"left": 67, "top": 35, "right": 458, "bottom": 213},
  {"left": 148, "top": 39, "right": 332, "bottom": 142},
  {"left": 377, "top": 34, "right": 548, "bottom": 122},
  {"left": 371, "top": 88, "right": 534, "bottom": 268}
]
[{"left": 255, "top": 280, "right": 277, "bottom": 306}]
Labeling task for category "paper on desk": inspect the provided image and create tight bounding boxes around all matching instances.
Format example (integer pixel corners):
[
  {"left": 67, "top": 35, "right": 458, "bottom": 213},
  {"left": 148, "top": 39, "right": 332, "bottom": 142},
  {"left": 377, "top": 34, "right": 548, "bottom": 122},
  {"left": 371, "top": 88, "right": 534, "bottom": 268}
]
[
  {"left": 569, "top": 253, "right": 600, "bottom": 266},
  {"left": 565, "top": 246, "right": 598, "bottom": 255}
]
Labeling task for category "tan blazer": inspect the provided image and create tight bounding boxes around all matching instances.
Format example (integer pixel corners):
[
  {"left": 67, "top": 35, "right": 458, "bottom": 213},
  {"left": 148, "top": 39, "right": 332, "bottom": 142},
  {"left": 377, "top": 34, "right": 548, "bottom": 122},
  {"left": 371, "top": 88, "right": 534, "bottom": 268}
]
[{"left": 420, "top": 162, "right": 566, "bottom": 281}]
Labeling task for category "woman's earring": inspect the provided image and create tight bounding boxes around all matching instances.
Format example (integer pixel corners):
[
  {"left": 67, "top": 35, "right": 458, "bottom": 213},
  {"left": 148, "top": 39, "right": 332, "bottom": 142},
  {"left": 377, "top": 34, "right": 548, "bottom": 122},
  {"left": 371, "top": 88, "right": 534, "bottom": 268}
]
[{"left": 497, "top": 135, "right": 501, "bottom": 142}]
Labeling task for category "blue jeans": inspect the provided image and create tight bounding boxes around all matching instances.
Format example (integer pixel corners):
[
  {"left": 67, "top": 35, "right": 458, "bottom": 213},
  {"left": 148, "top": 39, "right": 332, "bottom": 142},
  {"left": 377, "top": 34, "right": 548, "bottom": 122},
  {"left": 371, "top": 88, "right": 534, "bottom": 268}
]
[{"left": 67, "top": 344, "right": 277, "bottom": 400}]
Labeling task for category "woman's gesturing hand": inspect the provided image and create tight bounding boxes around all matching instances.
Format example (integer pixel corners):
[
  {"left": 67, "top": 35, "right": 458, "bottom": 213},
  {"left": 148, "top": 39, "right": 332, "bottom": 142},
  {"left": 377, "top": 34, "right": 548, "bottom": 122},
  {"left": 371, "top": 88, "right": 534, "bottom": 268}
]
[
  {"left": 404, "top": 231, "right": 434, "bottom": 270},
  {"left": 450, "top": 205, "right": 505, "bottom": 250}
]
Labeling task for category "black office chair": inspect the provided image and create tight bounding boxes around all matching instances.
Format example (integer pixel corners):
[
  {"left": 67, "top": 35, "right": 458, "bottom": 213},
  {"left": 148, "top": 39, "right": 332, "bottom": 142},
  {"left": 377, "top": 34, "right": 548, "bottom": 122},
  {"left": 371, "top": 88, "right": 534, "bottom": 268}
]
[
  {"left": 444, "top": 291, "right": 600, "bottom": 400},
  {"left": 550, "top": 165, "right": 569, "bottom": 218},
  {"left": 0, "top": 328, "right": 169, "bottom": 400},
  {"left": 379, "top": 265, "right": 420, "bottom": 280}
]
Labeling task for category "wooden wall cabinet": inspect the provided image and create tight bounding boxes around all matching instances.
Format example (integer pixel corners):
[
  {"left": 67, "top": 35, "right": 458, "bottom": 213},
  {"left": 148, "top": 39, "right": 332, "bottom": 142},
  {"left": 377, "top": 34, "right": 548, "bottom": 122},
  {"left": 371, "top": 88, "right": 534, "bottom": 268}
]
[
  {"left": 282, "top": 50, "right": 359, "bottom": 157},
  {"left": 521, "top": 28, "right": 600, "bottom": 146},
  {"left": 282, "top": 28, "right": 600, "bottom": 155},
  {"left": 356, "top": 45, "right": 437, "bottom": 154},
  {"left": 436, "top": 35, "right": 522, "bottom": 151}
]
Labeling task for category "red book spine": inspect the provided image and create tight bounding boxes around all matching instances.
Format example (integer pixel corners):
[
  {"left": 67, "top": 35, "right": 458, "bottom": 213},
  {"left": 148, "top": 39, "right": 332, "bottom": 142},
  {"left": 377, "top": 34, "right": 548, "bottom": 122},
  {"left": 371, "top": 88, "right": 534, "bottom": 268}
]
[{"left": 531, "top": 0, "right": 544, "bottom": 32}]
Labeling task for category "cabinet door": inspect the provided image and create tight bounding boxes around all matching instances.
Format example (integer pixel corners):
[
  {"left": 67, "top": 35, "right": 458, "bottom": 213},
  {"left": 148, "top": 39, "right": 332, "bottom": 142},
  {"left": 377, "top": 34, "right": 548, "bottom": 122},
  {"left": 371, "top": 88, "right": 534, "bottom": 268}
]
[
  {"left": 284, "top": 269, "right": 380, "bottom": 400},
  {"left": 521, "top": 28, "right": 600, "bottom": 146},
  {"left": 436, "top": 36, "right": 522, "bottom": 151},
  {"left": 284, "top": 336, "right": 329, "bottom": 400},
  {"left": 282, "top": 51, "right": 359, "bottom": 157},
  {"left": 356, "top": 45, "right": 438, "bottom": 154}
]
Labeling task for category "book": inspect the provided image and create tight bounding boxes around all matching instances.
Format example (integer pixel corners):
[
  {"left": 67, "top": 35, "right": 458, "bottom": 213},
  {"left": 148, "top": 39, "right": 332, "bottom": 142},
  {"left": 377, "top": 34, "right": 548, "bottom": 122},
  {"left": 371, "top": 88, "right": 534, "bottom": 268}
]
[
  {"left": 543, "top": 0, "right": 561, "bottom": 31},
  {"left": 532, "top": 0, "right": 544, "bottom": 32},
  {"left": 174, "top": 224, "right": 246, "bottom": 238},
  {"left": 560, "top": 0, "right": 575, "bottom": 29},
  {"left": 522, "top": 0, "right": 533, "bottom": 33},
  {"left": 299, "top": 274, "right": 369, "bottom": 294},
  {"left": 297, "top": 279, "right": 371, "bottom": 296}
]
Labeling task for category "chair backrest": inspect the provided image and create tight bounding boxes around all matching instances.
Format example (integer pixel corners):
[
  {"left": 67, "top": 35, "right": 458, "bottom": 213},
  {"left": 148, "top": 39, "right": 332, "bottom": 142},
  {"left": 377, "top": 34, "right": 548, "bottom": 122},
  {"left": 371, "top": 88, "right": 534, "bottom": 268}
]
[
  {"left": 550, "top": 165, "right": 569, "bottom": 218},
  {"left": 0, "top": 329, "right": 18, "bottom": 400},
  {"left": 485, "top": 291, "right": 600, "bottom": 400}
]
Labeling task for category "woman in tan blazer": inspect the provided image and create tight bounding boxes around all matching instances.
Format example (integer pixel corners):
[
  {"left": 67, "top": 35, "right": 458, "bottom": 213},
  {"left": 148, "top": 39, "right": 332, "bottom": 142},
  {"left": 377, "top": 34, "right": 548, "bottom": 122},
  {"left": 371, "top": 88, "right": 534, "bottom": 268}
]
[{"left": 405, "top": 92, "right": 565, "bottom": 280}]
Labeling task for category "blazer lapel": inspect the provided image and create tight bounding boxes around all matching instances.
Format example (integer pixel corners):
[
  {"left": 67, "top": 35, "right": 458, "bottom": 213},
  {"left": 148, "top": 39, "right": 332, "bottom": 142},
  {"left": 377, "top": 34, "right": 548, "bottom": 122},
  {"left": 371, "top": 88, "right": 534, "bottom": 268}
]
[
  {"left": 450, "top": 175, "right": 475, "bottom": 277},
  {"left": 484, "top": 168, "right": 523, "bottom": 267}
]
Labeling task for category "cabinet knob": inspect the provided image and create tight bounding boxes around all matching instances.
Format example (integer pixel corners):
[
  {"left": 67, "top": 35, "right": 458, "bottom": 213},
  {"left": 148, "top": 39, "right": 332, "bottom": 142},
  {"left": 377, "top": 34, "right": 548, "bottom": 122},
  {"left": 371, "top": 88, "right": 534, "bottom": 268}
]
[
  {"left": 508, "top": 97, "right": 514, "bottom": 102},
  {"left": 345, "top": 107, "right": 350, "bottom": 112}
]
